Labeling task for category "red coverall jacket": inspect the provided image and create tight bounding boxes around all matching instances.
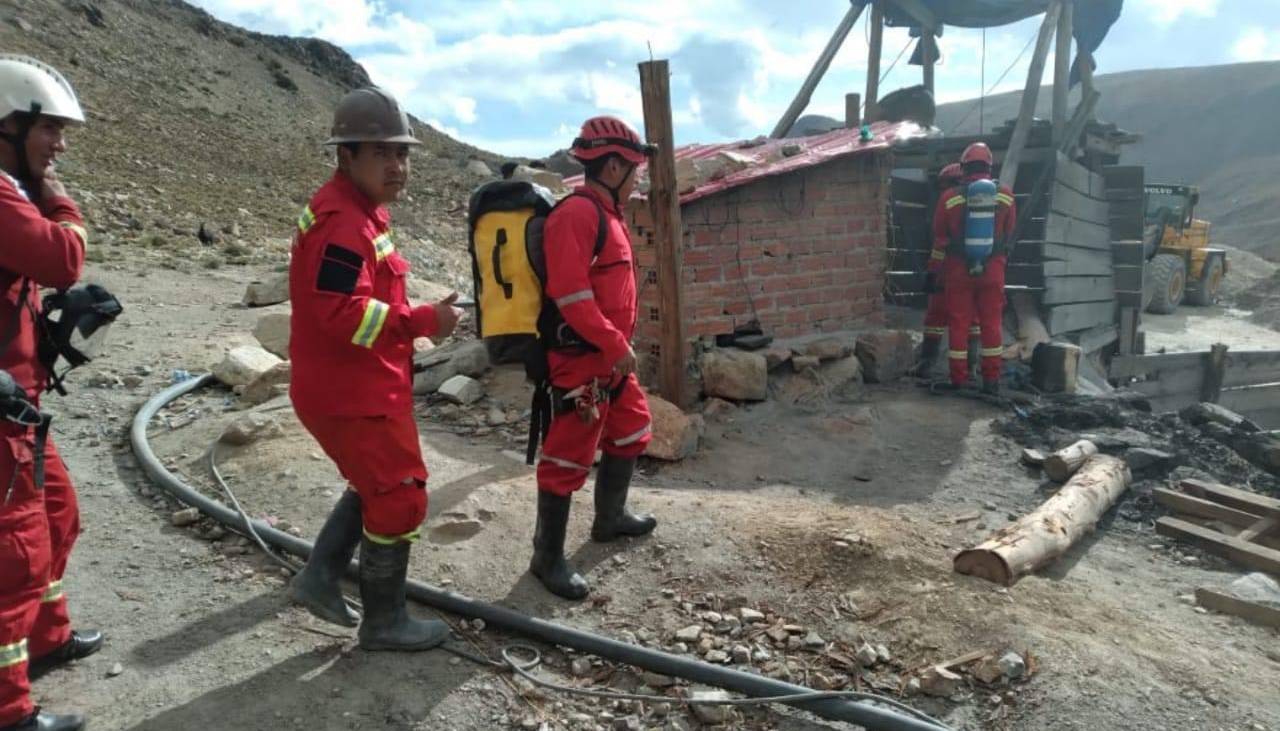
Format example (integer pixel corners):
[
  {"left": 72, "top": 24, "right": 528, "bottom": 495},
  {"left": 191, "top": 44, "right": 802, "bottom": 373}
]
[
  {"left": 926, "top": 176, "right": 1016, "bottom": 273},
  {"left": 542, "top": 185, "right": 637, "bottom": 387},
  {"left": 289, "top": 172, "right": 439, "bottom": 417}
]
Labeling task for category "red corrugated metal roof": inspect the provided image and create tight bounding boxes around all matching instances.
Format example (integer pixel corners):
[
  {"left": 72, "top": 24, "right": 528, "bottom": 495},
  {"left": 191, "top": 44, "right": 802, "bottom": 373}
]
[{"left": 565, "top": 120, "right": 928, "bottom": 205}]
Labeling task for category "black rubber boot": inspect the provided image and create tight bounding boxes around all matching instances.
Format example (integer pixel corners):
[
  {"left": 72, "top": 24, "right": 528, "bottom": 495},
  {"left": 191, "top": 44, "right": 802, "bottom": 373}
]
[
  {"left": 982, "top": 378, "right": 1001, "bottom": 396},
  {"left": 290, "top": 490, "right": 361, "bottom": 627},
  {"left": 0, "top": 709, "right": 85, "bottom": 731},
  {"left": 912, "top": 337, "right": 940, "bottom": 377},
  {"left": 591, "top": 454, "right": 656, "bottom": 542},
  {"left": 530, "top": 491, "right": 588, "bottom": 600},
  {"left": 27, "top": 630, "right": 103, "bottom": 681},
  {"left": 968, "top": 335, "right": 982, "bottom": 383},
  {"left": 356, "top": 538, "right": 448, "bottom": 651}
]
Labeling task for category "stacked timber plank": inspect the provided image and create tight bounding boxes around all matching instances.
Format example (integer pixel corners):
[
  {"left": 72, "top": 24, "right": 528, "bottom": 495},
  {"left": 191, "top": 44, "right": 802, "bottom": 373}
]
[{"left": 1154, "top": 478, "right": 1280, "bottom": 577}]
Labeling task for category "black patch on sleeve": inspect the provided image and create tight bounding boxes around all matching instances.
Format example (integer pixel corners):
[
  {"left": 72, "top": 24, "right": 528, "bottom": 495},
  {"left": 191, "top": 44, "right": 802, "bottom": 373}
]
[{"left": 316, "top": 243, "right": 364, "bottom": 294}]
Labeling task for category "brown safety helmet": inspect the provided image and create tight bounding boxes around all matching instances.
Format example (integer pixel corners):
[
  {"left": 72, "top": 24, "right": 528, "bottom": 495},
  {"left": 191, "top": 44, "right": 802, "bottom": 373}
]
[{"left": 324, "top": 86, "right": 420, "bottom": 146}]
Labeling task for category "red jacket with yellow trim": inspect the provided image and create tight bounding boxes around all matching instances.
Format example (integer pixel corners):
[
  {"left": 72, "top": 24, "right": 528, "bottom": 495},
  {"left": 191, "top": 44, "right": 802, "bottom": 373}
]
[
  {"left": 927, "top": 176, "right": 1016, "bottom": 274},
  {"left": 542, "top": 185, "right": 637, "bottom": 386},
  {"left": 289, "top": 172, "right": 439, "bottom": 417},
  {"left": 0, "top": 172, "right": 87, "bottom": 400}
]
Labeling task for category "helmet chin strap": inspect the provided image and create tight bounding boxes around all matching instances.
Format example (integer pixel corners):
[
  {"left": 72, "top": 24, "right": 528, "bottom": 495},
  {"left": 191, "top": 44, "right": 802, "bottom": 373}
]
[
  {"left": 590, "top": 160, "right": 635, "bottom": 206},
  {"left": 0, "top": 102, "right": 42, "bottom": 188}
]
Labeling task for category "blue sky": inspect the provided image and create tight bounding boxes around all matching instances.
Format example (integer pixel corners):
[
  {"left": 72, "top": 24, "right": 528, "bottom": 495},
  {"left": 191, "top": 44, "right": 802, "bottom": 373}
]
[{"left": 192, "top": 0, "right": 1280, "bottom": 156}]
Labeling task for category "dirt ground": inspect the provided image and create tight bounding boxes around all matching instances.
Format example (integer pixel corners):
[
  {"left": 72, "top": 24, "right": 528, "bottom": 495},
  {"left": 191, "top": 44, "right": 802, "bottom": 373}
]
[{"left": 25, "top": 258, "right": 1280, "bottom": 731}]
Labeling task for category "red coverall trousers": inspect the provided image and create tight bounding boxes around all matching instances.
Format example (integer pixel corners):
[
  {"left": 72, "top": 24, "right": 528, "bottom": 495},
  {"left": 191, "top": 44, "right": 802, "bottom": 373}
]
[
  {"left": 536, "top": 372, "right": 652, "bottom": 497},
  {"left": 923, "top": 294, "right": 980, "bottom": 346},
  {"left": 942, "top": 254, "right": 1007, "bottom": 385},
  {"left": 295, "top": 409, "right": 429, "bottom": 541},
  {"left": 0, "top": 425, "right": 78, "bottom": 726}
]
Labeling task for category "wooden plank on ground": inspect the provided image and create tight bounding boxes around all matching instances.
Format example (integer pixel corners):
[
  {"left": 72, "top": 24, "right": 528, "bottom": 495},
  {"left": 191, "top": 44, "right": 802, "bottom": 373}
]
[
  {"left": 1194, "top": 588, "right": 1280, "bottom": 629},
  {"left": 1148, "top": 393, "right": 1201, "bottom": 415},
  {"left": 1219, "top": 384, "right": 1280, "bottom": 418},
  {"left": 1050, "top": 180, "right": 1110, "bottom": 227},
  {"left": 1046, "top": 301, "right": 1116, "bottom": 335},
  {"left": 1044, "top": 275, "right": 1115, "bottom": 305},
  {"left": 1222, "top": 350, "right": 1280, "bottom": 389},
  {"left": 1044, "top": 213, "right": 1112, "bottom": 249},
  {"left": 1110, "top": 351, "right": 1205, "bottom": 379},
  {"left": 1238, "top": 516, "right": 1279, "bottom": 543},
  {"left": 1155, "top": 517, "right": 1280, "bottom": 574},
  {"left": 1179, "top": 479, "right": 1280, "bottom": 521},
  {"left": 1153, "top": 488, "right": 1263, "bottom": 529}
]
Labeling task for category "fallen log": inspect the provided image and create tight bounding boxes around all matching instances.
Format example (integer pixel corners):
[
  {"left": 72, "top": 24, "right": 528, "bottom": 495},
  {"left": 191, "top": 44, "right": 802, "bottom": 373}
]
[
  {"left": 1042, "top": 439, "right": 1098, "bottom": 482},
  {"left": 954, "top": 454, "right": 1131, "bottom": 585}
]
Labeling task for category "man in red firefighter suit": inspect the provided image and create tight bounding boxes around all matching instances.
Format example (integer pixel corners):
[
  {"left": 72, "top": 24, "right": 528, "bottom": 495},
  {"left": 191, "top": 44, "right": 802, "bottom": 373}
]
[
  {"left": 530, "top": 116, "right": 658, "bottom": 600},
  {"left": 915, "top": 162, "right": 981, "bottom": 377},
  {"left": 926, "top": 142, "right": 1016, "bottom": 393},
  {"left": 0, "top": 56, "right": 102, "bottom": 731},
  {"left": 287, "top": 87, "right": 464, "bottom": 651}
]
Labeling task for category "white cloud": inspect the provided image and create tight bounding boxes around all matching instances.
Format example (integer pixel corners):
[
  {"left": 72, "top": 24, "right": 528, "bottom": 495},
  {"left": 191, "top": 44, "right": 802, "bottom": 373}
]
[
  {"left": 450, "top": 96, "right": 478, "bottom": 125},
  {"left": 1131, "top": 0, "right": 1221, "bottom": 27},
  {"left": 1232, "top": 27, "right": 1280, "bottom": 62}
]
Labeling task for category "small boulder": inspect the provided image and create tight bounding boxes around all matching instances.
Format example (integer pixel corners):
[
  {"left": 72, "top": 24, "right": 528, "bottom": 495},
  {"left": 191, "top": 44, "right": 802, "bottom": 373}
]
[
  {"left": 465, "top": 159, "right": 493, "bottom": 177},
  {"left": 998, "top": 651, "right": 1026, "bottom": 680},
  {"left": 252, "top": 311, "right": 291, "bottom": 359},
  {"left": 1123, "top": 447, "right": 1175, "bottom": 473},
  {"left": 243, "top": 273, "right": 289, "bottom": 307},
  {"left": 439, "top": 375, "right": 484, "bottom": 405},
  {"left": 919, "top": 665, "right": 963, "bottom": 697},
  {"left": 242, "top": 361, "right": 292, "bottom": 406},
  {"left": 220, "top": 412, "right": 283, "bottom": 446},
  {"left": 700, "top": 349, "right": 767, "bottom": 401},
  {"left": 855, "top": 330, "right": 915, "bottom": 383},
  {"left": 761, "top": 346, "right": 793, "bottom": 371},
  {"left": 644, "top": 393, "right": 701, "bottom": 461},
  {"left": 791, "top": 355, "right": 821, "bottom": 371},
  {"left": 213, "top": 346, "right": 282, "bottom": 387},
  {"left": 689, "top": 689, "right": 734, "bottom": 724},
  {"left": 802, "top": 336, "right": 854, "bottom": 361},
  {"left": 702, "top": 397, "right": 737, "bottom": 420}
]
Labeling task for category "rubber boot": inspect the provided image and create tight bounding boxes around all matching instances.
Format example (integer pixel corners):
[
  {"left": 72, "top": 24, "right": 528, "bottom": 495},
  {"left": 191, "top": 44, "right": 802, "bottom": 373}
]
[
  {"left": 27, "top": 630, "right": 103, "bottom": 681},
  {"left": 0, "top": 710, "right": 85, "bottom": 731},
  {"left": 289, "top": 490, "right": 361, "bottom": 627},
  {"left": 530, "top": 491, "right": 588, "bottom": 600},
  {"left": 982, "top": 379, "right": 1001, "bottom": 396},
  {"left": 356, "top": 538, "right": 449, "bottom": 651},
  {"left": 912, "top": 338, "right": 940, "bottom": 377},
  {"left": 590, "top": 454, "right": 656, "bottom": 542}
]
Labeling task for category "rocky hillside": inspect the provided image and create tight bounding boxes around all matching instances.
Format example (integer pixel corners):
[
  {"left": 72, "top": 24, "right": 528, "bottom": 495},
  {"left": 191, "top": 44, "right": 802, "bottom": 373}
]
[
  {"left": 935, "top": 61, "right": 1280, "bottom": 261},
  {"left": 0, "top": 0, "right": 502, "bottom": 287}
]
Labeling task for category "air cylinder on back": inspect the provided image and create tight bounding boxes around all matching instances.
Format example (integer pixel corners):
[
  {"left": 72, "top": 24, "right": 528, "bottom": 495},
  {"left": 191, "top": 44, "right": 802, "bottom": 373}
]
[{"left": 964, "top": 178, "right": 998, "bottom": 273}]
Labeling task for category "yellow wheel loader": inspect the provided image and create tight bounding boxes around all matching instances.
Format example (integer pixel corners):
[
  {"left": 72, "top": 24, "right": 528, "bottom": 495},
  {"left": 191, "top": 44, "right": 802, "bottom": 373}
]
[{"left": 1142, "top": 184, "right": 1227, "bottom": 314}]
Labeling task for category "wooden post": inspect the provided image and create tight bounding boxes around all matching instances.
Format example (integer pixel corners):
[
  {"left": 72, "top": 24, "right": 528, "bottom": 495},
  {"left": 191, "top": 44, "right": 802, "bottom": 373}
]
[
  {"left": 844, "top": 93, "right": 861, "bottom": 128},
  {"left": 864, "top": 0, "right": 884, "bottom": 123},
  {"left": 770, "top": 1, "right": 868, "bottom": 138},
  {"left": 998, "top": 0, "right": 1062, "bottom": 193},
  {"left": 1201, "top": 342, "right": 1229, "bottom": 404},
  {"left": 1052, "top": 0, "right": 1073, "bottom": 144},
  {"left": 922, "top": 33, "right": 935, "bottom": 95},
  {"left": 1079, "top": 49, "right": 1096, "bottom": 123},
  {"left": 639, "top": 60, "right": 687, "bottom": 407}
]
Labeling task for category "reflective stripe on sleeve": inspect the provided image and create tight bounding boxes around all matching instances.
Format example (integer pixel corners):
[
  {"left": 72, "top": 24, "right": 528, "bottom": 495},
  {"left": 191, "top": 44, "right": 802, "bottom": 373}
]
[
  {"left": 352, "top": 299, "right": 390, "bottom": 348},
  {"left": 944, "top": 195, "right": 967, "bottom": 209},
  {"left": 372, "top": 232, "right": 395, "bottom": 260},
  {"left": 58, "top": 221, "right": 88, "bottom": 246},
  {"left": 930, "top": 250, "right": 946, "bottom": 261},
  {"left": 555, "top": 290, "right": 595, "bottom": 307},
  {"left": 297, "top": 205, "right": 316, "bottom": 233}
]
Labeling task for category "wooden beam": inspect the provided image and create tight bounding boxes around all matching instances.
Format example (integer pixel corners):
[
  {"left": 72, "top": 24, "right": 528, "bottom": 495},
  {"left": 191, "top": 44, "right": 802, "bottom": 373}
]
[
  {"left": 1001, "top": 1, "right": 1063, "bottom": 193},
  {"left": 639, "top": 60, "right": 687, "bottom": 407},
  {"left": 770, "top": 1, "right": 868, "bottom": 138},
  {"left": 845, "top": 92, "right": 861, "bottom": 128},
  {"left": 888, "top": 0, "right": 937, "bottom": 31},
  {"left": 1052, "top": 0, "right": 1073, "bottom": 144},
  {"left": 922, "top": 33, "right": 935, "bottom": 95},
  {"left": 1079, "top": 49, "right": 1096, "bottom": 122},
  {"left": 865, "top": 0, "right": 885, "bottom": 123},
  {"left": 1156, "top": 517, "right": 1280, "bottom": 575},
  {"left": 1153, "top": 488, "right": 1263, "bottom": 530},
  {"left": 1201, "top": 342, "right": 1229, "bottom": 404},
  {"left": 1194, "top": 588, "right": 1280, "bottom": 629},
  {"left": 1238, "top": 517, "right": 1279, "bottom": 543},
  {"left": 1180, "top": 479, "right": 1280, "bottom": 521}
]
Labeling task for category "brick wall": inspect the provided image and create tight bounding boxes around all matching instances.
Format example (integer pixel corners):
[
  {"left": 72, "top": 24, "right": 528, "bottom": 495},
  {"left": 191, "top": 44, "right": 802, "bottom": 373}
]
[{"left": 627, "top": 150, "right": 888, "bottom": 364}]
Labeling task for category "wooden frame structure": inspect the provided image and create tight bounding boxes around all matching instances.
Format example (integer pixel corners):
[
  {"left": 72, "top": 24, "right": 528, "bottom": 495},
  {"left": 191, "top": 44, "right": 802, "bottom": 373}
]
[
  {"left": 1154, "top": 478, "right": 1280, "bottom": 577},
  {"left": 1110, "top": 345, "right": 1280, "bottom": 425}
]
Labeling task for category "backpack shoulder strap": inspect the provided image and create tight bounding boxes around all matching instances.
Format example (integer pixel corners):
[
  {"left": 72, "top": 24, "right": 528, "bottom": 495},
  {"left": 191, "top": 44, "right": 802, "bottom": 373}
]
[{"left": 551, "top": 191, "right": 610, "bottom": 261}]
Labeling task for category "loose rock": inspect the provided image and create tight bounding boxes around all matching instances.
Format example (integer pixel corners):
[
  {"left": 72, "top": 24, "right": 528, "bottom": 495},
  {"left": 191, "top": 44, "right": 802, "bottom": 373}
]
[
  {"left": 213, "top": 345, "right": 282, "bottom": 387},
  {"left": 220, "top": 412, "right": 284, "bottom": 445},
  {"left": 242, "top": 361, "right": 291, "bottom": 406},
  {"left": 919, "top": 665, "right": 963, "bottom": 697},
  {"left": 855, "top": 329, "right": 915, "bottom": 383},
  {"left": 170, "top": 507, "right": 200, "bottom": 527},
  {"left": 700, "top": 349, "right": 767, "bottom": 401},
  {"left": 252, "top": 311, "right": 291, "bottom": 358},
  {"left": 998, "top": 651, "right": 1027, "bottom": 680},
  {"left": 243, "top": 274, "right": 289, "bottom": 307},
  {"left": 645, "top": 393, "right": 701, "bottom": 461},
  {"left": 439, "top": 375, "right": 484, "bottom": 405}
]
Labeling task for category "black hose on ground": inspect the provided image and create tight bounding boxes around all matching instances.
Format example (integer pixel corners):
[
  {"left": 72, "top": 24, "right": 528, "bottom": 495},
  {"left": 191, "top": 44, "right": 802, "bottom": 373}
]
[{"left": 130, "top": 374, "right": 953, "bottom": 731}]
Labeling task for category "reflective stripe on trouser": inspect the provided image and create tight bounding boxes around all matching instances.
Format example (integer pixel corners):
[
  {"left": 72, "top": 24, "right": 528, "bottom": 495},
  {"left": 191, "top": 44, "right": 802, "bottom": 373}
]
[
  {"left": 942, "top": 255, "right": 1007, "bottom": 385},
  {"left": 295, "top": 409, "right": 430, "bottom": 538},
  {"left": 28, "top": 437, "right": 77, "bottom": 662},
  {"left": 537, "top": 373, "right": 652, "bottom": 497},
  {"left": 0, "top": 427, "right": 53, "bottom": 726},
  {"left": 923, "top": 293, "right": 978, "bottom": 342}
]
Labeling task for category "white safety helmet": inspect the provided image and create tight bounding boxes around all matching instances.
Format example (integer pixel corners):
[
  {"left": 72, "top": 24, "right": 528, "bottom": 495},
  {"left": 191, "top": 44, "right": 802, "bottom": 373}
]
[{"left": 0, "top": 54, "right": 84, "bottom": 124}]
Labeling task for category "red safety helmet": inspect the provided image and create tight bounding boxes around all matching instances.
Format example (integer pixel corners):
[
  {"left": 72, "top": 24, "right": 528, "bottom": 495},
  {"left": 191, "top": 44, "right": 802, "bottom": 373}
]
[
  {"left": 960, "top": 142, "right": 994, "bottom": 168},
  {"left": 571, "top": 115, "right": 655, "bottom": 165},
  {"left": 939, "top": 162, "right": 963, "bottom": 187}
]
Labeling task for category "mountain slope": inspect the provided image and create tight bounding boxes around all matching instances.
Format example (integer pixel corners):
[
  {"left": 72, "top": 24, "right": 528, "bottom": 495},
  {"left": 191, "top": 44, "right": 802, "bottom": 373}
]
[
  {"left": 0, "top": 0, "right": 500, "bottom": 284},
  {"left": 934, "top": 61, "right": 1280, "bottom": 260}
]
